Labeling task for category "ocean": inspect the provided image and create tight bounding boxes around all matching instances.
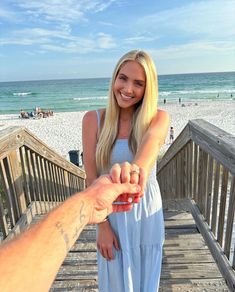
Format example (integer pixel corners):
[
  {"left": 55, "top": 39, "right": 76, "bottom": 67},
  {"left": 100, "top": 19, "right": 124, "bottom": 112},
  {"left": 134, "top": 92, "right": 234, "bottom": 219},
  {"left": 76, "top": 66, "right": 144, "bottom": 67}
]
[{"left": 0, "top": 71, "right": 234, "bottom": 115}]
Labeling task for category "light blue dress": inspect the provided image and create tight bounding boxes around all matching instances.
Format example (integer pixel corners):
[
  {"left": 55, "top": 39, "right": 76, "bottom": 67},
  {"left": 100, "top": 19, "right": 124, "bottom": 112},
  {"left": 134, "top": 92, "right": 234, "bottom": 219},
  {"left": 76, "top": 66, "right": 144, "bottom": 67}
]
[{"left": 96, "top": 111, "right": 165, "bottom": 292}]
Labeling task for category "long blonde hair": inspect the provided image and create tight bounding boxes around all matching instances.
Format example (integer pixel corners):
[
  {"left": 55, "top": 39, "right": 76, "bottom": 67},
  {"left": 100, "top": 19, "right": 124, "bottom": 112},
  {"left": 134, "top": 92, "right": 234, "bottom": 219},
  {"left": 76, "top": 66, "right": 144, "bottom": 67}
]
[{"left": 96, "top": 50, "right": 158, "bottom": 172}]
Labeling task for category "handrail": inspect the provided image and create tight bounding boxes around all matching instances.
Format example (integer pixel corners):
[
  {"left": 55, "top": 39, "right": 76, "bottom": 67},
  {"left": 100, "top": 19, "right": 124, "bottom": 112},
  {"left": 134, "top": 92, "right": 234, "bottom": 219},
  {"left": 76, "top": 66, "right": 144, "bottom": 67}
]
[
  {"left": 157, "top": 119, "right": 235, "bottom": 291},
  {"left": 0, "top": 126, "right": 86, "bottom": 242}
]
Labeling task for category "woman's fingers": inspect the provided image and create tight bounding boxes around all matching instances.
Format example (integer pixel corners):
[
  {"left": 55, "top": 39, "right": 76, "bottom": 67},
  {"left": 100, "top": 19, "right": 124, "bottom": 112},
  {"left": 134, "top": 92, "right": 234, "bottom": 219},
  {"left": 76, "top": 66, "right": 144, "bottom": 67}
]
[
  {"left": 110, "top": 163, "right": 121, "bottom": 183},
  {"left": 99, "top": 246, "right": 115, "bottom": 261},
  {"left": 120, "top": 162, "right": 131, "bottom": 183}
]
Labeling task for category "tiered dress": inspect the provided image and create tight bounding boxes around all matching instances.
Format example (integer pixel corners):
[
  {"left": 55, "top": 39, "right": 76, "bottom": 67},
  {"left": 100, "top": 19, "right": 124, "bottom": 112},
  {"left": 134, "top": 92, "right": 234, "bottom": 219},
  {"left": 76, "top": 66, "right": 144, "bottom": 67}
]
[{"left": 96, "top": 111, "right": 164, "bottom": 292}]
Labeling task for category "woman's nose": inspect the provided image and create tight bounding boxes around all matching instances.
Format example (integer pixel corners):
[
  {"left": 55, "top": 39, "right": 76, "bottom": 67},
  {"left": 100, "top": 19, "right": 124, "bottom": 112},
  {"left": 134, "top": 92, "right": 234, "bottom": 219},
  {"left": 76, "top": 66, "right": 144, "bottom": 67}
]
[{"left": 124, "top": 82, "right": 133, "bottom": 94}]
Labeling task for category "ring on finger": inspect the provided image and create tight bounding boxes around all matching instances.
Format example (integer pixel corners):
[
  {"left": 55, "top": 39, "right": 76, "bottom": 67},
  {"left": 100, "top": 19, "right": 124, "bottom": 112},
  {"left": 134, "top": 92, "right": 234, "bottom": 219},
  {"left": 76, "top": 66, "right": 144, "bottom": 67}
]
[{"left": 130, "top": 169, "right": 140, "bottom": 175}]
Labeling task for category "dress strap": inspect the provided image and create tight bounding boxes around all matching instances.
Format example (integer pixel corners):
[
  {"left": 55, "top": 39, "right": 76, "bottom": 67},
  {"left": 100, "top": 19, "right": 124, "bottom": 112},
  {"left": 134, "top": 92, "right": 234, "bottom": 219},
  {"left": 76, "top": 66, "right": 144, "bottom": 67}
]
[{"left": 95, "top": 110, "right": 100, "bottom": 130}]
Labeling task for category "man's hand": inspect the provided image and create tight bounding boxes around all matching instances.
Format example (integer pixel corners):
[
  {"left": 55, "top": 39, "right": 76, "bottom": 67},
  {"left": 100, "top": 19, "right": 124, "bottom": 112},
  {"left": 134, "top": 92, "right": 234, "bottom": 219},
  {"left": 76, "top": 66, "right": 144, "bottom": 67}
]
[{"left": 85, "top": 175, "right": 141, "bottom": 224}]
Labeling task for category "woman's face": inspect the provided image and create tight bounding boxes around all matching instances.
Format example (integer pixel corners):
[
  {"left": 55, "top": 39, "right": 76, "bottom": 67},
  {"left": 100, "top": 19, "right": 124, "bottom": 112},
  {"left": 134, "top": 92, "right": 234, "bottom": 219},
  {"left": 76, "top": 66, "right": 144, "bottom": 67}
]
[{"left": 114, "top": 61, "right": 146, "bottom": 110}]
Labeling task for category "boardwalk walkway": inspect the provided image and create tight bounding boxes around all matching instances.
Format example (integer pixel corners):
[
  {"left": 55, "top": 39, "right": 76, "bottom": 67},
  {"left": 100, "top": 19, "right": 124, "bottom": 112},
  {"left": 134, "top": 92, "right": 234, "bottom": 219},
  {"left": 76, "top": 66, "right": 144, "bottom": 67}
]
[{"left": 31, "top": 207, "right": 229, "bottom": 291}]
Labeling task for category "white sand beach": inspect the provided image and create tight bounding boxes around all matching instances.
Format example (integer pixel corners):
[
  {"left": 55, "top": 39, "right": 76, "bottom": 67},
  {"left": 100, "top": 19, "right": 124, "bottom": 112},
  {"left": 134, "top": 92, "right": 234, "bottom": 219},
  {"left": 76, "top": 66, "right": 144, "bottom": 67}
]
[{"left": 0, "top": 100, "right": 234, "bottom": 161}]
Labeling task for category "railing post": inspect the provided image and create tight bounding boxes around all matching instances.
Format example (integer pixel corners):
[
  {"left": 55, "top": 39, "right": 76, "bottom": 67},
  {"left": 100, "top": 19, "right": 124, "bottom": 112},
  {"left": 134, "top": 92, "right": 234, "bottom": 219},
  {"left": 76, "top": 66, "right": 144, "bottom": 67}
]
[{"left": 8, "top": 150, "right": 27, "bottom": 215}]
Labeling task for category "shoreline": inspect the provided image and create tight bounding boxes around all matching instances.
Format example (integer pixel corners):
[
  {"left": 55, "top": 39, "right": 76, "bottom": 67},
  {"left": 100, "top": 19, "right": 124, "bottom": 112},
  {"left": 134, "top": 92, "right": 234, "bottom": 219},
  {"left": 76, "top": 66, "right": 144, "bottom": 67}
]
[{"left": 0, "top": 100, "right": 234, "bottom": 161}]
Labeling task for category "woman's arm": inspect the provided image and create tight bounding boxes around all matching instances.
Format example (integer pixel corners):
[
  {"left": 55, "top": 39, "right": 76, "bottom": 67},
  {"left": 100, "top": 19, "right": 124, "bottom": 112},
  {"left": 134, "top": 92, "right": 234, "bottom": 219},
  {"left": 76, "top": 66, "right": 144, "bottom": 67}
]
[
  {"left": 110, "top": 110, "right": 169, "bottom": 189},
  {"left": 82, "top": 110, "right": 99, "bottom": 186},
  {"left": 133, "top": 109, "right": 170, "bottom": 174}
]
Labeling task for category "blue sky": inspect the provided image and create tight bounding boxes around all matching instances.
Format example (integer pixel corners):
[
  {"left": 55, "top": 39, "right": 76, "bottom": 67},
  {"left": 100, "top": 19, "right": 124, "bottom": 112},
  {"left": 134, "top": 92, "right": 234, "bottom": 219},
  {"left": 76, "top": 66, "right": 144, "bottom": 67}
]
[{"left": 0, "top": 0, "right": 235, "bottom": 81}]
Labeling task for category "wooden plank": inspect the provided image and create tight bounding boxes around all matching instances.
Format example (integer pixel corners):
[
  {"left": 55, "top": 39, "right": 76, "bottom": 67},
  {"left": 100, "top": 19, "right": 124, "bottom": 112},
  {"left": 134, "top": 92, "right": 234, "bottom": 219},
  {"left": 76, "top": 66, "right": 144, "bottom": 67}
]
[
  {"left": 36, "top": 155, "right": 48, "bottom": 213},
  {"left": 206, "top": 155, "right": 214, "bottom": 225},
  {"left": 64, "top": 170, "right": 71, "bottom": 198},
  {"left": 163, "top": 210, "right": 193, "bottom": 220},
  {"left": 19, "top": 146, "right": 31, "bottom": 205},
  {"left": 0, "top": 178, "right": 8, "bottom": 238},
  {"left": 8, "top": 150, "right": 26, "bottom": 215},
  {"left": 201, "top": 151, "right": 209, "bottom": 216},
  {"left": 164, "top": 237, "right": 208, "bottom": 250},
  {"left": 190, "top": 199, "right": 235, "bottom": 291},
  {"left": 172, "top": 157, "right": 176, "bottom": 200},
  {"left": 159, "top": 278, "right": 227, "bottom": 292},
  {"left": 193, "top": 144, "right": 199, "bottom": 201},
  {"left": 189, "top": 119, "right": 235, "bottom": 175},
  {"left": 50, "top": 279, "right": 98, "bottom": 291},
  {"left": 158, "top": 124, "right": 191, "bottom": 172},
  {"left": 161, "top": 262, "right": 224, "bottom": 279},
  {"left": 211, "top": 160, "right": 221, "bottom": 235},
  {"left": 4, "top": 202, "right": 37, "bottom": 241},
  {"left": 30, "top": 152, "right": 43, "bottom": 213},
  {"left": 47, "top": 161, "right": 57, "bottom": 206},
  {"left": 164, "top": 218, "right": 196, "bottom": 229},
  {"left": 0, "top": 160, "right": 16, "bottom": 227},
  {"left": 197, "top": 147, "right": 204, "bottom": 212},
  {"left": 0, "top": 127, "right": 25, "bottom": 160},
  {"left": 217, "top": 167, "right": 229, "bottom": 246},
  {"left": 162, "top": 249, "right": 214, "bottom": 264},
  {"left": 224, "top": 176, "right": 235, "bottom": 258},
  {"left": 25, "top": 148, "right": 36, "bottom": 206}
]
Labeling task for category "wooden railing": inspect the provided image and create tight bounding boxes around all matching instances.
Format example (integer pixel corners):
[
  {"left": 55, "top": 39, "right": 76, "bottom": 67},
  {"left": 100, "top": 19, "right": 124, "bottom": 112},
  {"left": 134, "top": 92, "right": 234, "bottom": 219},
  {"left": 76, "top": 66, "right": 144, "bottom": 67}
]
[
  {"left": 157, "top": 119, "right": 235, "bottom": 291},
  {"left": 0, "top": 126, "right": 86, "bottom": 242}
]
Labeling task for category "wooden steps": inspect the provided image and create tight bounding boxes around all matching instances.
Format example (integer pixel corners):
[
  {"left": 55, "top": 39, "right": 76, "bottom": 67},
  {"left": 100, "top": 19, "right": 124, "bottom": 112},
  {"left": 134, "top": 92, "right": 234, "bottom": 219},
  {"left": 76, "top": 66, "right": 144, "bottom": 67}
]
[
  {"left": 161, "top": 210, "right": 228, "bottom": 291},
  {"left": 42, "top": 209, "right": 229, "bottom": 291}
]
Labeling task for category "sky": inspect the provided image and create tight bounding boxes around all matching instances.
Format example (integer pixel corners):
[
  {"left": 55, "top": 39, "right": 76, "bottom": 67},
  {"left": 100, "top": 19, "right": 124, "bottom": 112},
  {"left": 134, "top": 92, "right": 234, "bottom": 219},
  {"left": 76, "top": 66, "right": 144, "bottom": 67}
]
[{"left": 0, "top": 0, "right": 235, "bottom": 82}]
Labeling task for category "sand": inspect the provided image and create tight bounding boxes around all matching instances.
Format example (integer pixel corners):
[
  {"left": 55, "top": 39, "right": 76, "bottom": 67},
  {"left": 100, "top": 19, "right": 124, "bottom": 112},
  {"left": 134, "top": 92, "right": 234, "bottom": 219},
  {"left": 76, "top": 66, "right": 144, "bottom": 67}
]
[{"left": 0, "top": 100, "right": 234, "bottom": 161}]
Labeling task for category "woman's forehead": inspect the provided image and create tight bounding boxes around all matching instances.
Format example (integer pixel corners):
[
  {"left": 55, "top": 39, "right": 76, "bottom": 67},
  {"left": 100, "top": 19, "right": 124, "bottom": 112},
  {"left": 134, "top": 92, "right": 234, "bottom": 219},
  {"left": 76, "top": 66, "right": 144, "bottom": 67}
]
[{"left": 118, "top": 61, "right": 146, "bottom": 81}]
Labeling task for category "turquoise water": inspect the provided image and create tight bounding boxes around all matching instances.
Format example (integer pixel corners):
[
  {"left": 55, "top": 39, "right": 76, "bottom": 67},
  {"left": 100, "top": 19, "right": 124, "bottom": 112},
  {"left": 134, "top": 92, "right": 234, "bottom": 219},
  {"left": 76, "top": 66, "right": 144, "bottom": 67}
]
[{"left": 0, "top": 72, "right": 234, "bottom": 114}]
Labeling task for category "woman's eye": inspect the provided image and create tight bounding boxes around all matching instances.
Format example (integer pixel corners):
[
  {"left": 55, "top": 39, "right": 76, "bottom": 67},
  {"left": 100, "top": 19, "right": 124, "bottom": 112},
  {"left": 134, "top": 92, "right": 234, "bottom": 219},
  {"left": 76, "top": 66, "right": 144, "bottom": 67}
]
[
  {"left": 135, "top": 82, "right": 143, "bottom": 87},
  {"left": 119, "top": 76, "right": 126, "bottom": 80}
]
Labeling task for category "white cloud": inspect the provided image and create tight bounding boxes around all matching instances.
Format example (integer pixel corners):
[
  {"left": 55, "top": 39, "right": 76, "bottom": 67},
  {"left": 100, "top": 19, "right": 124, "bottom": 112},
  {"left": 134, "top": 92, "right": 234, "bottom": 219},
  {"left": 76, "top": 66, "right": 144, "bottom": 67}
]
[
  {"left": 0, "top": 26, "right": 117, "bottom": 53},
  {"left": 12, "top": 0, "right": 117, "bottom": 23},
  {"left": 0, "top": 7, "right": 16, "bottom": 21},
  {"left": 123, "top": 35, "right": 157, "bottom": 45},
  {"left": 139, "top": 0, "right": 235, "bottom": 39},
  {"left": 149, "top": 40, "right": 235, "bottom": 60},
  {"left": 96, "top": 33, "right": 116, "bottom": 49}
]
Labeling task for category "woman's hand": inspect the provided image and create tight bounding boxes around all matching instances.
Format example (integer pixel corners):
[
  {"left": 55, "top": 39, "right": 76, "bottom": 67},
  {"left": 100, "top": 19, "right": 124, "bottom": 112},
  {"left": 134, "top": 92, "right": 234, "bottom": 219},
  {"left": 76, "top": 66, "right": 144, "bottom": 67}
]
[
  {"left": 110, "top": 162, "right": 146, "bottom": 202},
  {"left": 97, "top": 221, "right": 119, "bottom": 260}
]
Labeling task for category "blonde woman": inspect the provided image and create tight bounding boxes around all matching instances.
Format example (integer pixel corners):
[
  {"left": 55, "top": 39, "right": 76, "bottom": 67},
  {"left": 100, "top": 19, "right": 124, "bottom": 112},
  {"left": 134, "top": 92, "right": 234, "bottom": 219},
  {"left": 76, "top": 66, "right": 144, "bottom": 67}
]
[{"left": 82, "top": 50, "right": 169, "bottom": 292}]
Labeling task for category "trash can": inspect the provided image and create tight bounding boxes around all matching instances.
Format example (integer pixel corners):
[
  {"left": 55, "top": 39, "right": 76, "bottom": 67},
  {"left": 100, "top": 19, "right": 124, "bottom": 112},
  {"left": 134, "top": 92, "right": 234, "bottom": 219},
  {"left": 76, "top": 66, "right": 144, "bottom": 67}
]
[{"left": 68, "top": 150, "right": 80, "bottom": 166}]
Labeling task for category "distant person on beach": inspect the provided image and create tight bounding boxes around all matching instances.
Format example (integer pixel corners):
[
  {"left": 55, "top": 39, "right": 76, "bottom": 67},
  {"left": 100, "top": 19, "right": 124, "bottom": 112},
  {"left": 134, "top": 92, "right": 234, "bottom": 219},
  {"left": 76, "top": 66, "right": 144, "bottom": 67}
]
[
  {"left": 170, "top": 126, "right": 174, "bottom": 143},
  {"left": 19, "top": 109, "right": 29, "bottom": 119},
  {"left": 0, "top": 173, "right": 141, "bottom": 291},
  {"left": 82, "top": 50, "right": 169, "bottom": 291},
  {"left": 164, "top": 98, "right": 166, "bottom": 104},
  {"left": 179, "top": 97, "right": 181, "bottom": 104}
]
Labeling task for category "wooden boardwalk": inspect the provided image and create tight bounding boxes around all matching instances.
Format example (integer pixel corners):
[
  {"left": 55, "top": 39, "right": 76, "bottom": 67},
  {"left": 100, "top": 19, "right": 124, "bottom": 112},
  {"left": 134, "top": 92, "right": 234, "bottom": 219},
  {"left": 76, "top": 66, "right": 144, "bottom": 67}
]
[{"left": 32, "top": 209, "right": 228, "bottom": 291}]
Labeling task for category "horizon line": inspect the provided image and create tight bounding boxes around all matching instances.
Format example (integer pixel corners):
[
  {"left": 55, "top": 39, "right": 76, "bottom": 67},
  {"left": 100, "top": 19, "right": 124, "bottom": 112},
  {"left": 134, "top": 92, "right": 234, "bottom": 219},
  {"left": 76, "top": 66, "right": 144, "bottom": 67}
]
[{"left": 1, "top": 70, "right": 234, "bottom": 84}]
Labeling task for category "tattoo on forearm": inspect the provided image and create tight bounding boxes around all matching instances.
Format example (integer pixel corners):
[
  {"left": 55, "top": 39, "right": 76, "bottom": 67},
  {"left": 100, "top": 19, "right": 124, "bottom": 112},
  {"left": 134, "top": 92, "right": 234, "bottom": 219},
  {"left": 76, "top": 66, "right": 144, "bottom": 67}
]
[
  {"left": 55, "top": 200, "right": 87, "bottom": 250},
  {"left": 55, "top": 221, "right": 70, "bottom": 252},
  {"left": 72, "top": 200, "right": 86, "bottom": 240}
]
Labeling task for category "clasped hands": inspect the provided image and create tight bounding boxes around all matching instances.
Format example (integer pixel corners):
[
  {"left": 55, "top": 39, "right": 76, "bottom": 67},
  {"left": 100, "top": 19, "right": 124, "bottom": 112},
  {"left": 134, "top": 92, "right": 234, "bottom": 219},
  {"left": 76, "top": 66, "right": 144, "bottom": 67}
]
[
  {"left": 110, "top": 162, "right": 145, "bottom": 204},
  {"left": 87, "top": 162, "right": 146, "bottom": 224}
]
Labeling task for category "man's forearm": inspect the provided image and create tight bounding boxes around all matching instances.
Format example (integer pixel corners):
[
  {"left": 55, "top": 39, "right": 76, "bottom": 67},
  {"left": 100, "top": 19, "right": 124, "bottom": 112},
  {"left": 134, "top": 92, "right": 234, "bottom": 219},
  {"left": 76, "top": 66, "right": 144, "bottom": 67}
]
[
  {"left": 0, "top": 190, "right": 91, "bottom": 292},
  {"left": 0, "top": 174, "right": 140, "bottom": 292}
]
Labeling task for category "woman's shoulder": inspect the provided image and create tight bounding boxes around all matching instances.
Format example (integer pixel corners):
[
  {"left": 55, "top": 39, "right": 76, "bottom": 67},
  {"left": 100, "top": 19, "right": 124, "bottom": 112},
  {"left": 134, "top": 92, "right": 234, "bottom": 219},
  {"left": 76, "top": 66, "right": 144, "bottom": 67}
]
[
  {"left": 83, "top": 108, "right": 106, "bottom": 123},
  {"left": 154, "top": 109, "right": 169, "bottom": 121}
]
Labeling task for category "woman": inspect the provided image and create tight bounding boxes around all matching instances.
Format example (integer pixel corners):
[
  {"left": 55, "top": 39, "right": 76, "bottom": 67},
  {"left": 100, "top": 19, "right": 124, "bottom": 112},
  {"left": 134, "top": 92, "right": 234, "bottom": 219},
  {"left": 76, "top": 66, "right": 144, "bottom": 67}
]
[{"left": 82, "top": 50, "right": 169, "bottom": 291}]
